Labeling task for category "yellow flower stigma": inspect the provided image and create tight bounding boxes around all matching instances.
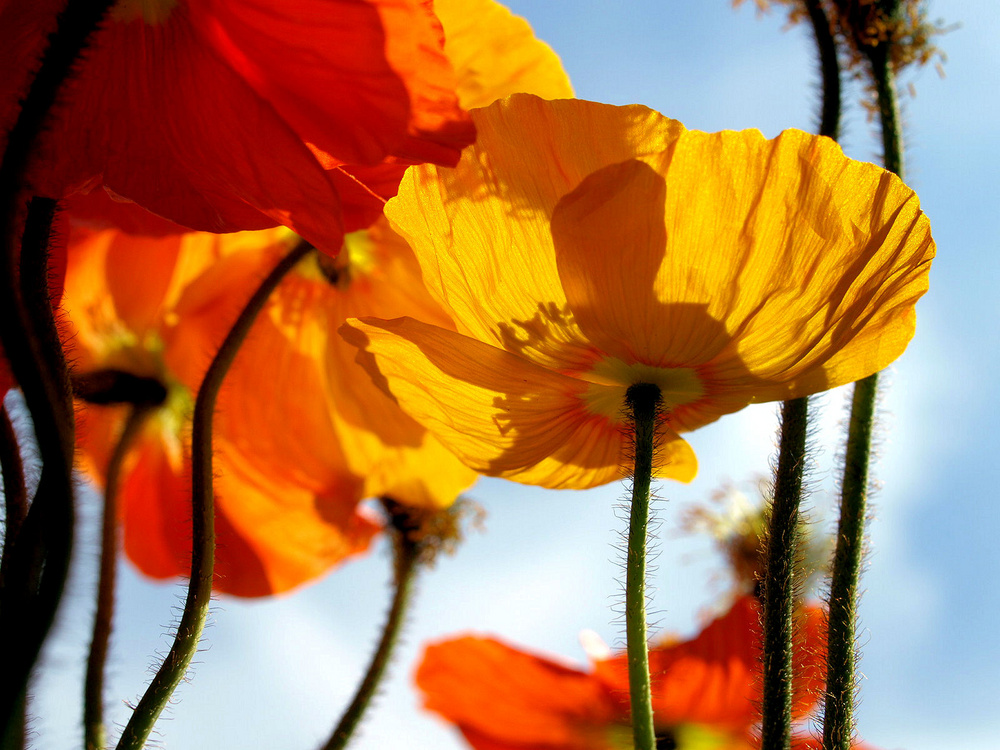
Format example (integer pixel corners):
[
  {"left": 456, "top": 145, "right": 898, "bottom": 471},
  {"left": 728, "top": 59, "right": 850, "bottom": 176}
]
[{"left": 581, "top": 360, "right": 704, "bottom": 421}]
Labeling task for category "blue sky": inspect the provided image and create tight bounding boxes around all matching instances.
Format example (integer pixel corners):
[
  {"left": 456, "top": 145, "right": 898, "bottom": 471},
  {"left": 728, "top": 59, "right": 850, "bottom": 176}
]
[{"left": 26, "top": 1, "right": 999, "bottom": 748}]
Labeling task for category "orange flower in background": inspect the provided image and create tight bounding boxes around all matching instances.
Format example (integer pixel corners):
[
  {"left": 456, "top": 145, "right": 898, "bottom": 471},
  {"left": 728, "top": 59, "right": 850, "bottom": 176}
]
[
  {"left": 0, "top": 0, "right": 475, "bottom": 253},
  {"left": 343, "top": 94, "right": 935, "bottom": 490},
  {"left": 63, "top": 227, "right": 380, "bottom": 597},
  {"left": 64, "top": 222, "right": 482, "bottom": 596},
  {"left": 209, "top": 224, "right": 479, "bottom": 552},
  {"left": 417, "top": 596, "right": 872, "bottom": 750}
]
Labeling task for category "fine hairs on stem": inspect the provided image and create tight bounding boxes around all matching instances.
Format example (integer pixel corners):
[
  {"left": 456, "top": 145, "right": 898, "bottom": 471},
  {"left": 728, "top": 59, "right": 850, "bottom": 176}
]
[
  {"left": 824, "top": 3, "right": 904, "bottom": 746},
  {"left": 620, "top": 382, "right": 663, "bottom": 750},
  {"left": 759, "top": 396, "right": 810, "bottom": 750},
  {"left": 0, "top": 0, "right": 116, "bottom": 738},
  {"left": 115, "top": 241, "right": 313, "bottom": 749},
  {"left": 323, "top": 499, "right": 422, "bottom": 750}
]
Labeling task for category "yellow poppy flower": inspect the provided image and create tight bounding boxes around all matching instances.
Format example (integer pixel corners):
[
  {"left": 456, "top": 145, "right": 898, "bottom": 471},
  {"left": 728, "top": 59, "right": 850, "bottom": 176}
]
[
  {"left": 343, "top": 94, "right": 935, "bottom": 490},
  {"left": 436, "top": 0, "right": 574, "bottom": 109}
]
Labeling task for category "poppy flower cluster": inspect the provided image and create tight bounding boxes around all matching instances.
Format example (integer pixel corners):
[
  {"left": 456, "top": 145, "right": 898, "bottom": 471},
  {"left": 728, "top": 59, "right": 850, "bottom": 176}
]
[
  {"left": 417, "top": 595, "right": 872, "bottom": 750},
  {"left": 60, "top": 0, "right": 573, "bottom": 596},
  {"left": 0, "top": 0, "right": 937, "bottom": 746}
]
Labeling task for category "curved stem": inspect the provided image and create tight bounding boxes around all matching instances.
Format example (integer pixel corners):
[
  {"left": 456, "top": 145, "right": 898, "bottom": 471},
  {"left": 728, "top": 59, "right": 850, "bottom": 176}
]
[
  {"left": 85, "top": 406, "right": 151, "bottom": 750},
  {"left": 323, "top": 500, "right": 421, "bottom": 750},
  {"left": 116, "top": 240, "right": 313, "bottom": 750},
  {"left": 623, "top": 383, "right": 660, "bottom": 750},
  {"left": 802, "top": 0, "right": 841, "bottom": 140},
  {"left": 0, "top": 198, "right": 76, "bottom": 746},
  {"left": 823, "top": 18, "right": 903, "bottom": 748},
  {"left": 0, "top": 0, "right": 115, "bottom": 737},
  {"left": 761, "top": 396, "right": 809, "bottom": 750}
]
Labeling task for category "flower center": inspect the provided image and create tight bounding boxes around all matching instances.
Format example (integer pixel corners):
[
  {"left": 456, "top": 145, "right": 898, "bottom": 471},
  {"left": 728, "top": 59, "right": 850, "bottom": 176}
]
[
  {"left": 579, "top": 358, "right": 703, "bottom": 421},
  {"left": 312, "top": 230, "right": 377, "bottom": 289},
  {"left": 79, "top": 329, "right": 193, "bottom": 445}
]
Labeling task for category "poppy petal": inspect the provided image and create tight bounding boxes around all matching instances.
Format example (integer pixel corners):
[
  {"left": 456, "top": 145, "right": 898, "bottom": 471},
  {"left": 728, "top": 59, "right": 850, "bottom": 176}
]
[
  {"left": 552, "top": 158, "right": 732, "bottom": 368},
  {"left": 385, "top": 96, "right": 686, "bottom": 372},
  {"left": 435, "top": 0, "right": 574, "bottom": 110},
  {"left": 35, "top": 5, "right": 345, "bottom": 253},
  {"left": 639, "top": 128, "right": 933, "bottom": 427},
  {"left": 417, "top": 636, "right": 618, "bottom": 748},
  {"left": 190, "top": 0, "right": 473, "bottom": 169},
  {"left": 210, "top": 440, "right": 380, "bottom": 597},
  {"left": 342, "top": 316, "right": 696, "bottom": 488}
]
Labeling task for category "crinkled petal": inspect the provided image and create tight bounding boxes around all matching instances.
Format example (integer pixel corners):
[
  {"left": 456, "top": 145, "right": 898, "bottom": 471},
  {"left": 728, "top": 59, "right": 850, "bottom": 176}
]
[
  {"left": 417, "top": 636, "right": 619, "bottom": 748},
  {"left": 385, "top": 95, "right": 686, "bottom": 371},
  {"left": 435, "top": 0, "right": 574, "bottom": 110},
  {"left": 391, "top": 98, "right": 933, "bottom": 436},
  {"left": 342, "top": 316, "right": 696, "bottom": 488},
  {"left": 645, "top": 129, "right": 934, "bottom": 423},
  {"left": 552, "top": 158, "right": 733, "bottom": 367}
]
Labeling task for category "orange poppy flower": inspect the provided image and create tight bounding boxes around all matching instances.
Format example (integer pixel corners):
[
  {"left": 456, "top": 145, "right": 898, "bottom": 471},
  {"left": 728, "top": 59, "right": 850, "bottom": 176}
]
[
  {"left": 0, "top": 0, "right": 475, "bottom": 253},
  {"left": 343, "top": 94, "right": 935, "bottom": 490},
  {"left": 416, "top": 596, "right": 876, "bottom": 750},
  {"left": 64, "top": 220, "right": 481, "bottom": 596}
]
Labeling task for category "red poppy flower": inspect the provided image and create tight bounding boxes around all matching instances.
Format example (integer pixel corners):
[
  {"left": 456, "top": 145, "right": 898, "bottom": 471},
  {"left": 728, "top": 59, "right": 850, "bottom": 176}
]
[
  {"left": 59, "top": 0, "right": 568, "bottom": 596},
  {"left": 416, "top": 596, "right": 879, "bottom": 750},
  {"left": 0, "top": 0, "right": 475, "bottom": 254}
]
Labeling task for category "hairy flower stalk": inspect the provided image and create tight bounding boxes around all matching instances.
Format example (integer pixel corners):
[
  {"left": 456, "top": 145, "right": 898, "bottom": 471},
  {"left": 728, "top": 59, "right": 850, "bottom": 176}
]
[
  {"left": 115, "top": 241, "right": 313, "bottom": 750},
  {"left": 0, "top": 0, "right": 115, "bottom": 738},
  {"left": 324, "top": 497, "right": 477, "bottom": 749},
  {"left": 324, "top": 499, "right": 423, "bottom": 750},
  {"left": 84, "top": 403, "right": 158, "bottom": 750},
  {"left": 803, "top": 0, "right": 842, "bottom": 139},
  {"left": 763, "top": 2, "right": 842, "bottom": 747},
  {"left": 761, "top": 397, "right": 810, "bottom": 750},
  {"left": 623, "top": 383, "right": 661, "bottom": 750},
  {"left": 0, "top": 197, "right": 74, "bottom": 748},
  {"left": 824, "top": 3, "right": 906, "bottom": 746}
]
